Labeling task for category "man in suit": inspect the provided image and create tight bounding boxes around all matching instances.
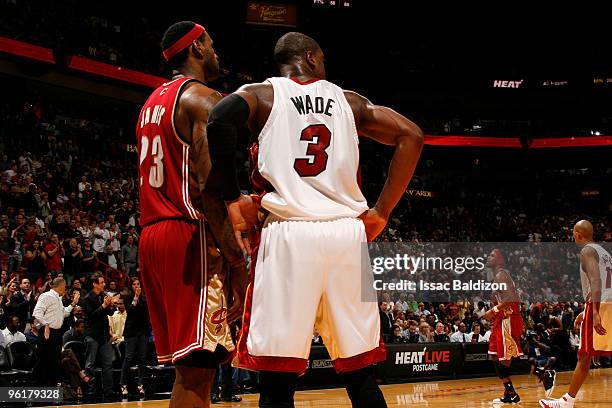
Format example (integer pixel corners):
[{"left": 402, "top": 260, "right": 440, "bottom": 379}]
[
  {"left": 11, "top": 277, "right": 36, "bottom": 332},
  {"left": 379, "top": 302, "right": 394, "bottom": 340}
]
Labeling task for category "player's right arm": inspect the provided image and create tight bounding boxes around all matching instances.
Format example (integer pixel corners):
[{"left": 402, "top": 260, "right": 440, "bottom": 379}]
[
  {"left": 581, "top": 246, "right": 607, "bottom": 335},
  {"left": 344, "top": 91, "right": 424, "bottom": 241}
]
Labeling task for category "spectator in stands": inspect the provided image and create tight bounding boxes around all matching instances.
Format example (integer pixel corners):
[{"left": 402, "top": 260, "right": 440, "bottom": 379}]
[
  {"left": 405, "top": 320, "right": 426, "bottom": 343},
  {"left": 120, "top": 235, "right": 137, "bottom": 276},
  {"left": 115, "top": 201, "right": 130, "bottom": 226},
  {"left": 108, "top": 222, "right": 121, "bottom": 256},
  {"left": 434, "top": 322, "right": 450, "bottom": 342},
  {"left": 379, "top": 302, "right": 394, "bottom": 339},
  {"left": 119, "top": 277, "right": 150, "bottom": 400},
  {"left": 108, "top": 298, "right": 126, "bottom": 345},
  {"left": 474, "top": 301, "right": 488, "bottom": 320},
  {"left": 0, "top": 230, "right": 14, "bottom": 273},
  {"left": 418, "top": 322, "right": 434, "bottom": 342},
  {"left": 391, "top": 325, "right": 405, "bottom": 343},
  {"left": 38, "top": 192, "right": 52, "bottom": 219},
  {"left": 93, "top": 220, "right": 109, "bottom": 256},
  {"left": 395, "top": 293, "right": 409, "bottom": 312},
  {"left": 44, "top": 234, "right": 64, "bottom": 275},
  {"left": 482, "top": 321, "right": 492, "bottom": 342},
  {"left": 12, "top": 277, "right": 35, "bottom": 332},
  {"left": 23, "top": 240, "right": 46, "bottom": 284},
  {"left": 0, "top": 269, "right": 9, "bottom": 296},
  {"left": 1, "top": 278, "right": 19, "bottom": 325},
  {"left": 450, "top": 322, "right": 470, "bottom": 342},
  {"left": 25, "top": 317, "right": 43, "bottom": 348},
  {"left": 469, "top": 322, "right": 485, "bottom": 342},
  {"left": 63, "top": 318, "right": 86, "bottom": 345},
  {"left": 32, "top": 277, "right": 80, "bottom": 386},
  {"left": 415, "top": 302, "right": 430, "bottom": 317},
  {"left": 83, "top": 273, "right": 118, "bottom": 399},
  {"left": 2, "top": 315, "right": 26, "bottom": 345},
  {"left": 81, "top": 238, "right": 97, "bottom": 277},
  {"left": 64, "top": 238, "right": 83, "bottom": 285},
  {"left": 101, "top": 244, "right": 120, "bottom": 272},
  {"left": 60, "top": 348, "right": 92, "bottom": 400}
]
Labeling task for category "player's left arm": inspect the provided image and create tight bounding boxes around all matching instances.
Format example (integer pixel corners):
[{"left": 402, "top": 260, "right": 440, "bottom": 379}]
[
  {"left": 206, "top": 85, "right": 263, "bottom": 250},
  {"left": 581, "top": 246, "right": 607, "bottom": 335}
]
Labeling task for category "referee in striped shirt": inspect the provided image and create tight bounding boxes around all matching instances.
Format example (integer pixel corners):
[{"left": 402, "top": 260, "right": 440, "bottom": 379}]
[{"left": 33, "top": 277, "right": 80, "bottom": 385}]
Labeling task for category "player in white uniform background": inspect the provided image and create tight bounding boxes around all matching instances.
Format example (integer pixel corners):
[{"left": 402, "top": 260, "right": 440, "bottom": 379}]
[
  {"left": 206, "top": 32, "right": 423, "bottom": 407},
  {"left": 540, "top": 220, "right": 612, "bottom": 408}
]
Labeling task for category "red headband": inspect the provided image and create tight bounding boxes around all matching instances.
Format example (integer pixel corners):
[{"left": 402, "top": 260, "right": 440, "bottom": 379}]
[{"left": 163, "top": 24, "right": 206, "bottom": 61}]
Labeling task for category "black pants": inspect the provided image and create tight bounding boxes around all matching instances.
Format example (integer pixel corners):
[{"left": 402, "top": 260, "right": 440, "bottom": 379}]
[
  {"left": 212, "top": 362, "right": 234, "bottom": 398},
  {"left": 120, "top": 334, "right": 148, "bottom": 386},
  {"left": 37, "top": 328, "right": 63, "bottom": 386}
]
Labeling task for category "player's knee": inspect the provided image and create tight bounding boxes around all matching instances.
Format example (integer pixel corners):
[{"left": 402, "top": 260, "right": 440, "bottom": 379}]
[
  {"left": 495, "top": 361, "right": 511, "bottom": 379},
  {"left": 174, "top": 365, "right": 215, "bottom": 389},
  {"left": 342, "top": 366, "right": 387, "bottom": 408}
]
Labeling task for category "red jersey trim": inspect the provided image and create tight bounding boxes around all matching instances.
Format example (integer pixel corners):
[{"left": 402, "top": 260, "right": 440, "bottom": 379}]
[
  {"left": 170, "top": 77, "right": 197, "bottom": 146},
  {"left": 289, "top": 77, "right": 321, "bottom": 85}
]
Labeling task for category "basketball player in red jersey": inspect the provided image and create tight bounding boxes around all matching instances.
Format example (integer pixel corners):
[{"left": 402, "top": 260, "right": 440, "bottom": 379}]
[
  {"left": 207, "top": 33, "right": 423, "bottom": 407},
  {"left": 137, "top": 21, "right": 247, "bottom": 407},
  {"left": 485, "top": 249, "right": 555, "bottom": 405}
]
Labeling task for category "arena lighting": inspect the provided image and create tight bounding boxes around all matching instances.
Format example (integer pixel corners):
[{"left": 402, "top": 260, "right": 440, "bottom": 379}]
[
  {"left": 424, "top": 136, "right": 612, "bottom": 148},
  {"left": 0, "top": 37, "right": 55, "bottom": 64}
]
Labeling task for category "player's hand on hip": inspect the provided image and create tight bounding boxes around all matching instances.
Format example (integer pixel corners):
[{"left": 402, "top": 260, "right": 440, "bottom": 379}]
[
  {"left": 358, "top": 208, "right": 388, "bottom": 242},
  {"left": 574, "top": 311, "right": 584, "bottom": 332},
  {"left": 593, "top": 312, "right": 607, "bottom": 336},
  {"left": 226, "top": 194, "right": 261, "bottom": 253}
]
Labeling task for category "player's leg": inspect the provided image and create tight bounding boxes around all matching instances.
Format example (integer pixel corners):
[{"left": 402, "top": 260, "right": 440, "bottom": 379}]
[
  {"left": 568, "top": 352, "right": 591, "bottom": 397},
  {"left": 318, "top": 217, "right": 387, "bottom": 407},
  {"left": 259, "top": 371, "right": 300, "bottom": 408},
  {"left": 170, "top": 365, "right": 216, "bottom": 408}
]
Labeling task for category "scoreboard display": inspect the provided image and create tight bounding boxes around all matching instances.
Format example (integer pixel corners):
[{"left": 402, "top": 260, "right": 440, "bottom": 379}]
[{"left": 312, "top": 0, "right": 351, "bottom": 7}]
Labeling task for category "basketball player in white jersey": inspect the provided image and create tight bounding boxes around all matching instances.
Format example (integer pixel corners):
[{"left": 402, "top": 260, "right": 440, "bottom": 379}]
[
  {"left": 206, "top": 32, "right": 423, "bottom": 407},
  {"left": 540, "top": 220, "right": 612, "bottom": 408}
]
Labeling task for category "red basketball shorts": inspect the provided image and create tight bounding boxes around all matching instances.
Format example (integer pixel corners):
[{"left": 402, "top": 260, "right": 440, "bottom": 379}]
[
  {"left": 488, "top": 313, "right": 524, "bottom": 361},
  {"left": 139, "top": 219, "right": 234, "bottom": 364}
]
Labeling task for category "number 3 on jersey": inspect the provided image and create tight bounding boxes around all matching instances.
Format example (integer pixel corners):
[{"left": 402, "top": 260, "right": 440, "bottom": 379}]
[
  {"left": 294, "top": 124, "right": 331, "bottom": 177},
  {"left": 140, "top": 135, "right": 164, "bottom": 188}
]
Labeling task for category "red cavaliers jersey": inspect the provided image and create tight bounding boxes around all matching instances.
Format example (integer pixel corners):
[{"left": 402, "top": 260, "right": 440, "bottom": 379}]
[{"left": 137, "top": 77, "right": 204, "bottom": 226}]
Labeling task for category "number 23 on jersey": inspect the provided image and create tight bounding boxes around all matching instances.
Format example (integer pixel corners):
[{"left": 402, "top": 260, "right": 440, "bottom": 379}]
[{"left": 140, "top": 135, "right": 165, "bottom": 188}]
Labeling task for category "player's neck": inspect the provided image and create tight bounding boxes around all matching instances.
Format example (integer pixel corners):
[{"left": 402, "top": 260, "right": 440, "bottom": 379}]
[
  {"left": 173, "top": 65, "right": 207, "bottom": 83},
  {"left": 281, "top": 65, "right": 317, "bottom": 83}
]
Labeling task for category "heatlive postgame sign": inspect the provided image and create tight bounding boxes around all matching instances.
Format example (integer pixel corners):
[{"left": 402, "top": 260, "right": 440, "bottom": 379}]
[{"left": 383, "top": 343, "right": 460, "bottom": 378}]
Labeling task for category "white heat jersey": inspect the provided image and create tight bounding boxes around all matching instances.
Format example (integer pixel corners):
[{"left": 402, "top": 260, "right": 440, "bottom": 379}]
[
  {"left": 256, "top": 77, "right": 368, "bottom": 220},
  {"left": 580, "top": 243, "right": 612, "bottom": 302}
]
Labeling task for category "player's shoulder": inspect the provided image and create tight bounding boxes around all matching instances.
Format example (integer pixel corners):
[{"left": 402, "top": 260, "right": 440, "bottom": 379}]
[
  {"left": 180, "top": 82, "right": 223, "bottom": 114},
  {"left": 237, "top": 81, "right": 273, "bottom": 96},
  {"left": 580, "top": 244, "right": 599, "bottom": 259}
]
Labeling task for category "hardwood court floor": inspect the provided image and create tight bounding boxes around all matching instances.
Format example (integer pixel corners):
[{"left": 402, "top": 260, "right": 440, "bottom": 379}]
[{"left": 57, "top": 368, "right": 611, "bottom": 407}]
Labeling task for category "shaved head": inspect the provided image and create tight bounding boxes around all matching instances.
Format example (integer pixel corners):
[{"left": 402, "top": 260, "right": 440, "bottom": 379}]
[
  {"left": 573, "top": 219, "right": 594, "bottom": 244},
  {"left": 274, "top": 32, "right": 320, "bottom": 66}
]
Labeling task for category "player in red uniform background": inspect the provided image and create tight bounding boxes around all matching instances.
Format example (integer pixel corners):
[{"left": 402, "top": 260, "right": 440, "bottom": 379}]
[
  {"left": 137, "top": 21, "right": 247, "bottom": 407},
  {"left": 485, "top": 249, "right": 556, "bottom": 405}
]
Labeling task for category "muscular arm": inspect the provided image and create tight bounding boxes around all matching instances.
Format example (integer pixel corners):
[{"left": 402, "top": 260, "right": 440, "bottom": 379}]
[
  {"left": 178, "top": 83, "right": 223, "bottom": 189},
  {"left": 581, "top": 246, "right": 602, "bottom": 312},
  {"left": 206, "top": 84, "right": 264, "bottom": 201},
  {"left": 345, "top": 91, "right": 424, "bottom": 219}
]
